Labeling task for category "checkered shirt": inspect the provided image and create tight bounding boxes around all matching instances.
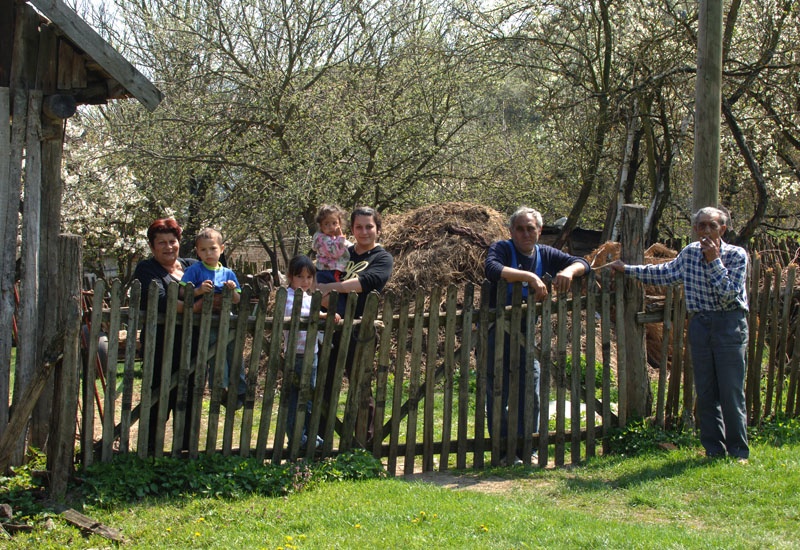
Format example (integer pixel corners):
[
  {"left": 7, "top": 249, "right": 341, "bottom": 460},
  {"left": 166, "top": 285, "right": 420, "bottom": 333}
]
[{"left": 624, "top": 241, "right": 749, "bottom": 313}]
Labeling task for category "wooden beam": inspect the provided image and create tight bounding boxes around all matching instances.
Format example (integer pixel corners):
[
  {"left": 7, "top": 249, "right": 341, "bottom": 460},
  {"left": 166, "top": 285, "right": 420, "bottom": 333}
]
[{"left": 27, "top": 0, "right": 163, "bottom": 111}]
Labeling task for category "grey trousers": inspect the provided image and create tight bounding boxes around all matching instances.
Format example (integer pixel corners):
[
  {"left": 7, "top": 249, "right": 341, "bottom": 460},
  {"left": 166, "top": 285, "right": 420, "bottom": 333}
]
[{"left": 688, "top": 309, "right": 749, "bottom": 459}]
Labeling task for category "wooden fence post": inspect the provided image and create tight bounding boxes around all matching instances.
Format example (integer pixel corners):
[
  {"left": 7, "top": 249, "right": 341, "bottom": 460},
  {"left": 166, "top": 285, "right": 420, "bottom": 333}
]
[
  {"left": 47, "top": 234, "right": 82, "bottom": 499},
  {"left": 620, "top": 204, "right": 650, "bottom": 420}
]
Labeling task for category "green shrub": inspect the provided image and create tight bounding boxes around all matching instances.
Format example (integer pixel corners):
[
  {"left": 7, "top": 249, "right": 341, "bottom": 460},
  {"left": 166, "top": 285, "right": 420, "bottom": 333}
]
[{"left": 607, "top": 418, "right": 698, "bottom": 457}]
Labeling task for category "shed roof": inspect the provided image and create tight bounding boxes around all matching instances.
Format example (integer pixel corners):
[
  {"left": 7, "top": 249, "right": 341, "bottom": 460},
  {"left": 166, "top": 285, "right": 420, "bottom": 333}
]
[{"left": 27, "top": 0, "right": 162, "bottom": 111}]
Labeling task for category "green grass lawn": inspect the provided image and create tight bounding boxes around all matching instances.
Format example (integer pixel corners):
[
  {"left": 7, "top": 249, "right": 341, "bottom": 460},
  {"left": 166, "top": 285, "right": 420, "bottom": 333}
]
[{"left": 5, "top": 429, "right": 799, "bottom": 549}]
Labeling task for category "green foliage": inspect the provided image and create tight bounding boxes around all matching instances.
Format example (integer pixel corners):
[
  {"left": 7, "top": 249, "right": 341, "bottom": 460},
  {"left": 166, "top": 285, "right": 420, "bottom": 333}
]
[
  {"left": 79, "top": 450, "right": 385, "bottom": 508},
  {"left": 606, "top": 419, "right": 698, "bottom": 457},
  {"left": 0, "top": 448, "right": 50, "bottom": 524},
  {"left": 563, "top": 355, "right": 609, "bottom": 390},
  {"left": 750, "top": 414, "right": 800, "bottom": 447}
]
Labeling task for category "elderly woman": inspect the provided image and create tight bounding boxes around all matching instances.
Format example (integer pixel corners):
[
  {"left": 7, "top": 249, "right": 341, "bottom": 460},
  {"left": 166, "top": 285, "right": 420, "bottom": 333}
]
[
  {"left": 316, "top": 206, "right": 394, "bottom": 443},
  {"left": 133, "top": 218, "right": 198, "bottom": 454}
]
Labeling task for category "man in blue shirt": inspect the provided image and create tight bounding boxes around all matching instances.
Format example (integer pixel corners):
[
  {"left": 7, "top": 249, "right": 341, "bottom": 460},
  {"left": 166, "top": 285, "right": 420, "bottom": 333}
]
[
  {"left": 485, "top": 207, "right": 590, "bottom": 462},
  {"left": 608, "top": 206, "right": 749, "bottom": 461}
]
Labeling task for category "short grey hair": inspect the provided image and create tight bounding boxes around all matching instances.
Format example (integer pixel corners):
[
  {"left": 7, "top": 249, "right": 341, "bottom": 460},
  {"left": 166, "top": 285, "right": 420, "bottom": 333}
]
[
  {"left": 691, "top": 206, "right": 729, "bottom": 227},
  {"left": 509, "top": 207, "right": 543, "bottom": 229}
]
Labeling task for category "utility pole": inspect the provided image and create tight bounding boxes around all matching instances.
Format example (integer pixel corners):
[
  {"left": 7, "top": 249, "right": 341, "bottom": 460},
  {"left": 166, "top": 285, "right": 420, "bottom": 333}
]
[{"left": 693, "top": 0, "right": 724, "bottom": 213}]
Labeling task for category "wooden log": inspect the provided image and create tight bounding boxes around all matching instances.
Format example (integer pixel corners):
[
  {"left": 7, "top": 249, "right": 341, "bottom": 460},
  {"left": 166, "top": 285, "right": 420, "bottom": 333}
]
[
  {"left": 0, "top": 86, "right": 23, "bottom": 437},
  {"left": 13, "top": 90, "right": 43, "bottom": 465},
  {"left": 58, "top": 507, "right": 123, "bottom": 543},
  {"left": 47, "top": 234, "right": 82, "bottom": 499},
  {"left": 620, "top": 204, "right": 649, "bottom": 420},
  {"left": 42, "top": 94, "right": 76, "bottom": 119}
]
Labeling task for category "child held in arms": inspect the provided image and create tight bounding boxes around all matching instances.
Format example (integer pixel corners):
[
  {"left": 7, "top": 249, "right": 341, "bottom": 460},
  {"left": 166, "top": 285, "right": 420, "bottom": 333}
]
[
  {"left": 181, "top": 227, "right": 247, "bottom": 408},
  {"left": 312, "top": 204, "right": 350, "bottom": 284}
]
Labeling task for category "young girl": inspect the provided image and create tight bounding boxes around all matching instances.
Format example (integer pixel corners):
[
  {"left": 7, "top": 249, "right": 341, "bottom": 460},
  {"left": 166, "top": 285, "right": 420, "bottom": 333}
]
[
  {"left": 282, "top": 255, "right": 338, "bottom": 449},
  {"left": 312, "top": 204, "right": 350, "bottom": 284}
]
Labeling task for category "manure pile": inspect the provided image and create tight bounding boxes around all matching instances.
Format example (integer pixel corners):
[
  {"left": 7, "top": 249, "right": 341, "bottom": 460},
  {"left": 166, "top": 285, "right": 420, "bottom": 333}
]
[{"left": 380, "top": 202, "right": 508, "bottom": 293}]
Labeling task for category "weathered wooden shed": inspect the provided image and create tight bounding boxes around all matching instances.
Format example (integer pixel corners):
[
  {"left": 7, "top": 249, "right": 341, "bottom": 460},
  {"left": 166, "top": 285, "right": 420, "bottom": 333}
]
[{"left": 0, "top": 0, "right": 161, "bottom": 496}]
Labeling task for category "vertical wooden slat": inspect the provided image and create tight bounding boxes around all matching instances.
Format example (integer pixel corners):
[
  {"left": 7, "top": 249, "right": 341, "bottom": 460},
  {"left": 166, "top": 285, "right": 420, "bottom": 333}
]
[
  {"left": 457, "top": 283, "right": 474, "bottom": 470},
  {"left": 209, "top": 289, "right": 233, "bottom": 455},
  {"left": 521, "top": 290, "right": 536, "bottom": 464},
  {"left": 614, "top": 271, "right": 628, "bottom": 427},
  {"left": 190, "top": 291, "right": 213, "bottom": 457},
  {"left": 171, "top": 282, "right": 195, "bottom": 458},
  {"left": 255, "top": 288, "right": 288, "bottom": 462},
  {"left": 404, "top": 289, "right": 425, "bottom": 475},
  {"left": 775, "top": 266, "right": 795, "bottom": 416},
  {"left": 81, "top": 279, "right": 104, "bottom": 466},
  {"left": 387, "top": 291, "right": 410, "bottom": 475},
  {"left": 273, "top": 288, "right": 299, "bottom": 463},
  {"left": 101, "top": 279, "right": 122, "bottom": 462},
  {"left": 554, "top": 285, "right": 568, "bottom": 466},
  {"left": 137, "top": 282, "right": 159, "bottom": 457},
  {"left": 570, "top": 280, "right": 582, "bottom": 465},
  {"left": 119, "top": 281, "right": 141, "bottom": 454},
  {"left": 751, "top": 270, "right": 770, "bottom": 425},
  {"left": 240, "top": 286, "right": 270, "bottom": 457},
  {"left": 785, "top": 315, "right": 800, "bottom": 417},
  {"left": 372, "top": 293, "right": 395, "bottom": 458},
  {"left": 655, "top": 285, "right": 673, "bottom": 429},
  {"left": 584, "top": 272, "right": 597, "bottom": 457},
  {"left": 294, "top": 291, "right": 322, "bottom": 462},
  {"left": 342, "top": 293, "right": 379, "bottom": 451},
  {"left": 422, "top": 287, "right": 440, "bottom": 472},
  {"left": 538, "top": 288, "right": 553, "bottom": 466},
  {"left": 153, "top": 282, "right": 179, "bottom": 457},
  {"left": 474, "top": 282, "right": 490, "bottom": 469},
  {"left": 764, "top": 269, "right": 780, "bottom": 416},
  {"left": 600, "top": 270, "right": 612, "bottom": 455},
  {"left": 745, "top": 254, "right": 761, "bottom": 419},
  {"left": 490, "top": 281, "right": 505, "bottom": 465},
  {"left": 506, "top": 282, "right": 522, "bottom": 463},
  {"left": 439, "top": 285, "right": 457, "bottom": 471}
]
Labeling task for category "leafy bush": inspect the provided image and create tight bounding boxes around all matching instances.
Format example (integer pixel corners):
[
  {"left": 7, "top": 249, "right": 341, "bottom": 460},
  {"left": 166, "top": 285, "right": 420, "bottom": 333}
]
[
  {"left": 750, "top": 414, "right": 800, "bottom": 447},
  {"left": 79, "top": 450, "right": 385, "bottom": 508},
  {"left": 0, "top": 448, "right": 50, "bottom": 523},
  {"left": 606, "top": 418, "right": 698, "bottom": 457}
]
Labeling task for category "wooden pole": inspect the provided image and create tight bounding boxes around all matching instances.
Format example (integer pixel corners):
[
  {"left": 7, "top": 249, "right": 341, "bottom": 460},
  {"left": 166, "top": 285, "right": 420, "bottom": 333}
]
[
  {"left": 621, "top": 205, "right": 650, "bottom": 420},
  {"left": 12, "top": 89, "right": 43, "bottom": 465},
  {"left": 693, "top": 0, "right": 724, "bottom": 211},
  {"left": 47, "top": 234, "right": 82, "bottom": 499}
]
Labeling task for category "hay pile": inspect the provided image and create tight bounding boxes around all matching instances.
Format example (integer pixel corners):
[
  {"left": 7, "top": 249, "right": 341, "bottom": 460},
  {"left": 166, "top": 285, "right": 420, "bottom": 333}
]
[{"left": 381, "top": 202, "right": 509, "bottom": 294}]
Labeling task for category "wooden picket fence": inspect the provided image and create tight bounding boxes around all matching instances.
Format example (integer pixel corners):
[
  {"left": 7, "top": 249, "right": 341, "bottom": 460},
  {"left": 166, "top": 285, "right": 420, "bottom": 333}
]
[{"left": 79, "top": 260, "right": 800, "bottom": 474}]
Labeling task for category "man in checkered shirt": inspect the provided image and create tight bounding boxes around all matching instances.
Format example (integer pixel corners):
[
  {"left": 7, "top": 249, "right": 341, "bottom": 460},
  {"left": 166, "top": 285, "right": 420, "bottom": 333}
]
[{"left": 607, "top": 206, "right": 749, "bottom": 462}]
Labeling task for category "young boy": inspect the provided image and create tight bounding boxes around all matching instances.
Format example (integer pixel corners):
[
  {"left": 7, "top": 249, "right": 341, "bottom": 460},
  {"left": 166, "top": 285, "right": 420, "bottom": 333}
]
[{"left": 181, "top": 228, "right": 247, "bottom": 408}]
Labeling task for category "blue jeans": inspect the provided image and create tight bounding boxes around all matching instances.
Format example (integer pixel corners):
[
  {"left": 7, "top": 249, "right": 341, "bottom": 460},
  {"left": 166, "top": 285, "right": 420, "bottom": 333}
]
[
  {"left": 486, "top": 325, "right": 540, "bottom": 439},
  {"left": 207, "top": 326, "right": 247, "bottom": 396},
  {"left": 688, "top": 310, "right": 749, "bottom": 459},
  {"left": 286, "top": 354, "right": 318, "bottom": 441}
]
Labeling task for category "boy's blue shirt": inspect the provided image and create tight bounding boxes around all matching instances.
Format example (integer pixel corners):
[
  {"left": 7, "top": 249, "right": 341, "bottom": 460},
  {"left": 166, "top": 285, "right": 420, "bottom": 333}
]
[{"left": 180, "top": 261, "right": 241, "bottom": 293}]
